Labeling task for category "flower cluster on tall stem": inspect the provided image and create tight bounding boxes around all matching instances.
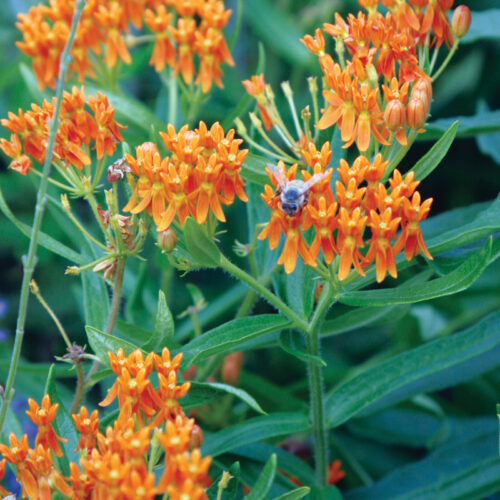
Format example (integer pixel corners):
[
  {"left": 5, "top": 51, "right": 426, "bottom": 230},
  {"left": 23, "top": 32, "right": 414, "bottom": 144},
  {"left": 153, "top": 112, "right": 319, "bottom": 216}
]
[
  {"left": 259, "top": 148, "right": 433, "bottom": 281},
  {"left": 124, "top": 121, "right": 248, "bottom": 234},
  {"left": 16, "top": 0, "right": 234, "bottom": 92},
  {"left": 0, "top": 348, "right": 212, "bottom": 499},
  {"left": 0, "top": 86, "right": 124, "bottom": 177}
]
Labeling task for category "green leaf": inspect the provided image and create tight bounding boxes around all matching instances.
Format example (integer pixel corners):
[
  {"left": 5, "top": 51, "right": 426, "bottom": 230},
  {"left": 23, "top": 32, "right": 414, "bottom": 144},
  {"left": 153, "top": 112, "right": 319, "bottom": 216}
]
[
  {"left": 207, "top": 461, "right": 241, "bottom": 500},
  {"left": 412, "top": 121, "right": 458, "bottom": 181},
  {"left": 285, "top": 257, "right": 316, "bottom": 319},
  {"left": 181, "top": 315, "right": 292, "bottom": 367},
  {"left": 45, "top": 365, "right": 79, "bottom": 474},
  {"left": 142, "top": 290, "right": 174, "bottom": 351},
  {"left": 279, "top": 330, "right": 326, "bottom": 366},
  {"left": 183, "top": 217, "right": 222, "bottom": 268},
  {"left": 461, "top": 9, "right": 500, "bottom": 44},
  {"left": 86, "top": 325, "right": 142, "bottom": 364},
  {"left": 115, "top": 319, "right": 153, "bottom": 344},
  {"left": 476, "top": 101, "right": 500, "bottom": 164},
  {"left": 19, "top": 62, "right": 50, "bottom": 103},
  {"left": 81, "top": 270, "right": 110, "bottom": 332},
  {"left": 310, "top": 486, "right": 343, "bottom": 500},
  {"left": 222, "top": 42, "right": 265, "bottom": 130},
  {"left": 339, "top": 238, "right": 492, "bottom": 307},
  {"left": 202, "top": 412, "right": 309, "bottom": 457},
  {"left": 322, "top": 305, "right": 410, "bottom": 338},
  {"left": 422, "top": 109, "right": 500, "bottom": 140},
  {"left": 324, "top": 311, "right": 500, "bottom": 428},
  {"left": 241, "top": 153, "right": 269, "bottom": 186},
  {"left": 1, "top": 407, "right": 23, "bottom": 443},
  {"left": 182, "top": 381, "right": 266, "bottom": 414},
  {"left": 0, "top": 183, "right": 85, "bottom": 264},
  {"left": 84, "top": 84, "right": 165, "bottom": 134},
  {"left": 348, "top": 418, "right": 499, "bottom": 500},
  {"left": 424, "top": 195, "right": 500, "bottom": 255},
  {"left": 245, "top": 0, "right": 311, "bottom": 67},
  {"left": 270, "top": 487, "right": 311, "bottom": 500},
  {"left": 244, "top": 454, "right": 277, "bottom": 500}
]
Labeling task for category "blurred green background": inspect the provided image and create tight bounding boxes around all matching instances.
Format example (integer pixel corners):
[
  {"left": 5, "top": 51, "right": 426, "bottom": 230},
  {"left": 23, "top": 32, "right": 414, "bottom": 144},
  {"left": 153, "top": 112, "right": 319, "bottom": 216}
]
[{"left": 0, "top": 0, "right": 499, "bottom": 496}]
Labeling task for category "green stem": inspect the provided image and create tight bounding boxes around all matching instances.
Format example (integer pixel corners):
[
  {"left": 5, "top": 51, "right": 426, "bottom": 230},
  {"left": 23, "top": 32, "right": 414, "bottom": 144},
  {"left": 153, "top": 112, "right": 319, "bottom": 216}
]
[
  {"left": 168, "top": 72, "right": 178, "bottom": 127},
  {"left": 383, "top": 129, "right": 418, "bottom": 182},
  {"left": 190, "top": 310, "right": 202, "bottom": 338},
  {"left": 432, "top": 39, "right": 459, "bottom": 81},
  {"left": 0, "top": 0, "right": 85, "bottom": 435},
  {"left": 187, "top": 85, "right": 203, "bottom": 126},
  {"left": 219, "top": 255, "right": 309, "bottom": 332},
  {"left": 306, "top": 281, "right": 336, "bottom": 487}
]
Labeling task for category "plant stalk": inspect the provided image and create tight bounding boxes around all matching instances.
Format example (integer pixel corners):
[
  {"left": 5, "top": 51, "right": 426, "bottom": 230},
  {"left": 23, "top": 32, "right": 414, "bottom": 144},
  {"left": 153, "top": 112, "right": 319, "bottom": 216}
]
[{"left": 0, "top": 0, "right": 85, "bottom": 434}]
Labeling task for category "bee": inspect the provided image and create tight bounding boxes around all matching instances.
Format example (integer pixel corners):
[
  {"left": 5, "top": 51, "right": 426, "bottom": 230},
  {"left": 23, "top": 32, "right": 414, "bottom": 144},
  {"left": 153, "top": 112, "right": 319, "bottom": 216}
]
[{"left": 268, "top": 164, "right": 329, "bottom": 217}]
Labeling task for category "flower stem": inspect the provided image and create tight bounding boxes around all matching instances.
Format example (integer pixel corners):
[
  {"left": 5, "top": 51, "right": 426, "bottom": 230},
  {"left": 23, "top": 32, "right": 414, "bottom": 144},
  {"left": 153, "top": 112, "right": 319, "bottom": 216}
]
[
  {"left": 306, "top": 281, "right": 336, "bottom": 487},
  {"left": 219, "top": 255, "right": 309, "bottom": 332},
  {"left": 432, "top": 39, "right": 459, "bottom": 81},
  {"left": 0, "top": 0, "right": 85, "bottom": 435}
]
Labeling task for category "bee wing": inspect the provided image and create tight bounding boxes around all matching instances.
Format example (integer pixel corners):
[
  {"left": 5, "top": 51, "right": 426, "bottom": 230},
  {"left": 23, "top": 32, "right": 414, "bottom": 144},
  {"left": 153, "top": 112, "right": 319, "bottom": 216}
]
[
  {"left": 300, "top": 172, "right": 328, "bottom": 193},
  {"left": 267, "top": 163, "right": 287, "bottom": 190}
]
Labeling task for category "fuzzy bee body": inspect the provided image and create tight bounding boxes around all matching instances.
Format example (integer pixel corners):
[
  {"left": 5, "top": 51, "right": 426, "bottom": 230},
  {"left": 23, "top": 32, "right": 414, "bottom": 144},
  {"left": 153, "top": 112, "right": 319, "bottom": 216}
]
[{"left": 268, "top": 165, "right": 328, "bottom": 217}]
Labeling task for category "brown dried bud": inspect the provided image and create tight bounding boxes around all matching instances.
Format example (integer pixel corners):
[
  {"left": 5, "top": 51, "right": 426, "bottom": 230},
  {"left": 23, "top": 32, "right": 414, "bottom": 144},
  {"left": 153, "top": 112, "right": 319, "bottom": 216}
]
[
  {"left": 157, "top": 228, "right": 177, "bottom": 253},
  {"left": 452, "top": 5, "right": 471, "bottom": 38},
  {"left": 107, "top": 157, "right": 131, "bottom": 183},
  {"left": 189, "top": 424, "right": 204, "bottom": 449}
]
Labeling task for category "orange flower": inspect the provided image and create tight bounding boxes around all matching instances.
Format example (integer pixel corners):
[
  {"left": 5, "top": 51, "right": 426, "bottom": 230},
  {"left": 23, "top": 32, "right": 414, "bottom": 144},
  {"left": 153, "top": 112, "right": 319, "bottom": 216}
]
[
  {"left": 122, "top": 469, "right": 157, "bottom": 499},
  {"left": 337, "top": 206, "right": 368, "bottom": 280},
  {"left": 145, "top": 6, "right": 175, "bottom": 71},
  {"left": 155, "top": 347, "right": 184, "bottom": 377},
  {"left": 170, "top": 17, "right": 197, "bottom": 84},
  {"left": 0, "top": 459, "right": 11, "bottom": 497},
  {"left": 72, "top": 406, "right": 99, "bottom": 452},
  {"left": 0, "top": 134, "right": 32, "bottom": 175},
  {"left": 328, "top": 459, "right": 346, "bottom": 485},
  {"left": 242, "top": 74, "right": 273, "bottom": 130},
  {"left": 365, "top": 208, "right": 401, "bottom": 282},
  {"left": 28, "top": 444, "right": 73, "bottom": 500},
  {"left": 26, "top": 394, "right": 68, "bottom": 457},
  {"left": 308, "top": 196, "right": 338, "bottom": 264},
  {"left": 394, "top": 191, "right": 433, "bottom": 260}
]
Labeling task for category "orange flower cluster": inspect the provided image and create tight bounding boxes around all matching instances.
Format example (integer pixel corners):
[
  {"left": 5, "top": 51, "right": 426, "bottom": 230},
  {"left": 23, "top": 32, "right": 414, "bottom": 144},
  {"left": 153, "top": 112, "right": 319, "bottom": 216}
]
[
  {"left": 0, "top": 86, "right": 124, "bottom": 176},
  {"left": 259, "top": 143, "right": 433, "bottom": 281},
  {"left": 301, "top": 4, "right": 444, "bottom": 152},
  {"left": 16, "top": 0, "right": 234, "bottom": 92},
  {"left": 124, "top": 121, "right": 248, "bottom": 231},
  {"left": 0, "top": 348, "right": 212, "bottom": 500}
]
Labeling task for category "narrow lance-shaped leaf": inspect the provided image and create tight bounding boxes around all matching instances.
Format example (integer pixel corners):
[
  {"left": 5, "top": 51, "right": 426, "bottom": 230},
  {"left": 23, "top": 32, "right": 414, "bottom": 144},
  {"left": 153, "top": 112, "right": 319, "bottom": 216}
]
[
  {"left": 182, "top": 381, "right": 266, "bottom": 415},
  {"left": 270, "top": 487, "right": 311, "bottom": 500},
  {"left": 202, "top": 413, "right": 309, "bottom": 457},
  {"left": 325, "top": 311, "right": 500, "bottom": 428},
  {"left": 244, "top": 454, "right": 277, "bottom": 500},
  {"left": 411, "top": 121, "right": 458, "bottom": 181},
  {"left": 339, "top": 238, "right": 491, "bottom": 307},
  {"left": 180, "top": 315, "right": 292, "bottom": 367},
  {"left": 142, "top": 289, "right": 175, "bottom": 351},
  {"left": 183, "top": 216, "right": 222, "bottom": 268},
  {"left": 86, "top": 325, "right": 143, "bottom": 365}
]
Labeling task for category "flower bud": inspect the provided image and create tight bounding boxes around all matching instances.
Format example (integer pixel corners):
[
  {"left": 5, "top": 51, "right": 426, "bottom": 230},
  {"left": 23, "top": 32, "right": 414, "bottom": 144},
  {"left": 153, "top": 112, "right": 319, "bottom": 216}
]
[
  {"left": 157, "top": 228, "right": 177, "bottom": 253},
  {"left": 221, "top": 352, "right": 243, "bottom": 385},
  {"left": 411, "top": 79, "right": 432, "bottom": 110},
  {"left": 189, "top": 424, "right": 204, "bottom": 449},
  {"left": 452, "top": 5, "right": 471, "bottom": 38},
  {"left": 182, "top": 364, "right": 197, "bottom": 381},
  {"left": 384, "top": 100, "right": 405, "bottom": 131},
  {"left": 406, "top": 98, "right": 427, "bottom": 129}
]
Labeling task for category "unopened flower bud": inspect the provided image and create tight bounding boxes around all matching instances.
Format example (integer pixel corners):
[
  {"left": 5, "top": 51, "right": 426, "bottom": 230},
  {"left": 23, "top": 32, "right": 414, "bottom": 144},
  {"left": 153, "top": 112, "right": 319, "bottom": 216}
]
[
  {"left": 249, "top": 112, "right": 263, "bottom": 129},
  {"left": 281, "top": 81, "right": 293, "bottom": 99},
  {"left": 221, "top": 352, "right": 243, "bottom": 385},
  {"left": 384, "top": 100, "right": 405, "bottom": 131},
  {"left": 65, "top": 266, "right": 81, "bottom": 276},
  {"left": 182, "top": 364, "right": 197, "bottom": 381},
  {"left": 452, "top": 5, "right": 471, "bottom": 38},
  {"left": 157, "top": 228, "right": 177, "bottom": 253},
  {"left": 406, "top": 98, "right": 427, "bottom": 129},
  {"left": 411, "top": 78, "right": 432, "bottom": 110},
  {"left": 189, "top": 424, "right": 204, "bottom": 449},
  {"left": 234, "top": 117, "right": 247, "bottom": 136}
]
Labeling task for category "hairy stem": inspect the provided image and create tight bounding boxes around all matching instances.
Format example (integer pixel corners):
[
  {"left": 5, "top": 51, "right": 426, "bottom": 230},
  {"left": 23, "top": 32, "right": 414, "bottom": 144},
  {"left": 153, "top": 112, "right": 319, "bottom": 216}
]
[
  {"left": 0, "top": 0, "right": 85, "bottom": 434},
  {"left": 306, "top": 281, "right": 336, "bottom": 487}
]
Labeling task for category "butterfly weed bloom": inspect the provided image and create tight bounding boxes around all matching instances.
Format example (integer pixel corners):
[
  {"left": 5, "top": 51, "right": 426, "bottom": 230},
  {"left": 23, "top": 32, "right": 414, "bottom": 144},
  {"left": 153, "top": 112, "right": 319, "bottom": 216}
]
[
  {"left": 0, "top": 87, "right": 124, "bottom": 186},
  {"left": 258, "top": 149, "right": 433, "bottom": 281},
  {"left": 16, "top": 0, "right": 234, "bottom": 93},
  {"left": 0, "top": 347, "right": 213, "bottom": 499},
  {"left": 124, "top": 121, "right": 248, "bottom": 233}
]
